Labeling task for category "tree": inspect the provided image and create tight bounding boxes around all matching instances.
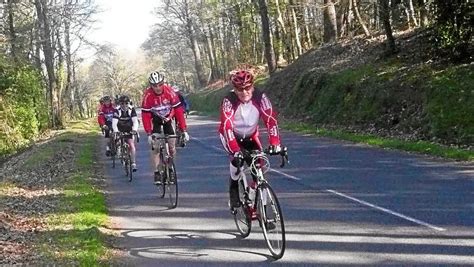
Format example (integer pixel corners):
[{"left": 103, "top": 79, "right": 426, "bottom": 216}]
[
  {"left": 323, "top": 0, "right": 338, "bottom": 43},
  {"left": 379, "top": 0, "right": 397, "bottom": 54},
  {"left": 256, "top": 0, "right": 276, "bottom": 73}
]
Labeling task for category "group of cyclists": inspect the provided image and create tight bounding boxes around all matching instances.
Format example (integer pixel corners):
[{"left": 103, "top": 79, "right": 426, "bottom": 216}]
[
  {"left": 97, "top": 69, "right": 283, "bottom": 209},
  {"left": 97, "top": 71, "right": 190, "bottom": 174}
]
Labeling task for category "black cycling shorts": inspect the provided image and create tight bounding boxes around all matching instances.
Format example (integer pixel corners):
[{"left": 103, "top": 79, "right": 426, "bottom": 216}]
[{"left": 152, "top": 118, "right": 175, "bottom": 135}]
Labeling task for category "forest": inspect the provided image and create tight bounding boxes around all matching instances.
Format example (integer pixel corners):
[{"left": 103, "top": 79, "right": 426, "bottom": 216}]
[{"left": 0, "top": 0, "right": 472, "bottom": 156}]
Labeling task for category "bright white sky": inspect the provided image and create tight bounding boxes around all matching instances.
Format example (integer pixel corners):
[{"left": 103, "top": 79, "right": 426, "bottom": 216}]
[{"left": 89, "top": 0, "right": 158, "bottom": 53}]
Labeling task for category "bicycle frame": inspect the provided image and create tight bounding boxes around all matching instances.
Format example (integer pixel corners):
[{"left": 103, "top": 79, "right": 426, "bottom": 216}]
[{"left": 152, "top": 133, "right": 179, "bottom": 208}]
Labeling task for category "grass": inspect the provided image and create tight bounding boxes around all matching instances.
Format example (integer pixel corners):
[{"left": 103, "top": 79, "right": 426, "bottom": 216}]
[
  {"left": 40, "top": 119, "right": 111, "bottom": 265},
  {"left": 282, "top": 121, "right": 474, "bottom": 161}
]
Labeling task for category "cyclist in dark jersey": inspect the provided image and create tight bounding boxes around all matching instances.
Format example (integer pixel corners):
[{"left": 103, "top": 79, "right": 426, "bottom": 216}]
[{"left": 112, "top": 95, "right": 139, "bottom": 172}]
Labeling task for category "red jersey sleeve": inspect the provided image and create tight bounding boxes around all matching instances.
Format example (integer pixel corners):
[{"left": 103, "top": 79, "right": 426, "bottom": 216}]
[
  {"left": 168, "top": 88, "right": 187, "bottom": 131},
  {"left": 219, "top": 98, "right": 240, "bottom": 154},
  {"left": 98, "top": 105, "right": 105, "bottom": 126},
  {"left": 141, "top": 88, "right": 153, "bottom": 134},
  {"left": 259, "top": 93, "right": 280, "bottom": 146}
]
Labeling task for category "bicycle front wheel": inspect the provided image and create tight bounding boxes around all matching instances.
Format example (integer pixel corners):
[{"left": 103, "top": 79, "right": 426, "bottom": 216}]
[
  {"left": 256, "top": 182, "right": 286, "bottom": 259},
  {"left": 232, "top": 179, "right": 252, "bottom": 237},
  {"left": 166, "top": 162, "right": 178, "bottom": 209},
  {"left": 156, "top": 165, "right": 166, "bottom": 198},
  {"left": 128, "top": 154, "right": 133, "bottom": 182}
]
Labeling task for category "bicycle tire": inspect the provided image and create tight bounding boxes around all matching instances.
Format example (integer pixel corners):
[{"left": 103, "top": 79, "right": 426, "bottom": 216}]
[
  {"left": 128, "top": 154, "right": 133, "bottom": 182},
  {"left": 256, "top": 182, "right": 286, "bottom": 259},
  {"left": 166, "top": 162, "right": 178, "bottom": 209},
  {"left": 232, "top": 180, "right": 252, "bottom": 237},
  {"left": 111, "top": 142, "right": 116, "bottom": 168},
  {"left": 123, "top": 145, "right": 129, "bottom": 178},
  {"left": 156, "top": 164, "right": 166, "bottom": 198}
]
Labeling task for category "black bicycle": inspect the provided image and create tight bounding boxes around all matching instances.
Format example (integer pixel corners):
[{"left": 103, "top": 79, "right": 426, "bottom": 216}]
[
  {"left": 115, "top": 132, "right": 139, "bottom": 182},
  {"left": 232, "top": 147, "right": 289, "bottom": 259},
  {"left": 151, "top": 133, "right": 179, "bottom": 208}
]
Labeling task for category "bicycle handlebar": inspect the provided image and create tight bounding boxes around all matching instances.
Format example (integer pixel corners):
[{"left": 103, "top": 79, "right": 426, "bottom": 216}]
[
  {"left": 234, "top": 146, "right": 289, "bottom": 175},
  {"left": 150, "top": 134, "right": 178, "bottom": 151},
  {"left": 115, "top": 131, "right": 139, "bottom": 142}
]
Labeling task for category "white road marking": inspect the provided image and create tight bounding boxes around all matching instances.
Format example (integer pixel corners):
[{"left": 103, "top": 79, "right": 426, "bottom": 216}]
[
  {"left": 269, "top": 169, "right": 301, "bottom": 181},
  {"left": 327, "top": 189, "right": 446, "bottom": 232},
  {"left": 191, "top": 136, "right": 446, "bottom": 232}
]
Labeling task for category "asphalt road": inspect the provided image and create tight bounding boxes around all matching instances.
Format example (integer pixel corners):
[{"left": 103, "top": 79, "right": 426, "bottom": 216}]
[{"left": 103, "top": 114, "right": 474, "bottom": 266}]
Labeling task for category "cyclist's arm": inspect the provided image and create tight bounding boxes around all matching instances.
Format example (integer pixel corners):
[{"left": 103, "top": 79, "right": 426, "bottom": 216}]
[
  {"left": 112, "top": 110, "right": 119, "bottom": 133},
  {"left": 98, "top": 110, "right": 105, "bottom": 126},
  {"left": 259, "top": 93, "right": 280, "bottom": 146},
  {"left": 171, "top": 92, "right": 186, "bottom": 131},
  {"left": 141, "top": 90, "right": 153, "bottom": 135},
  {"left": 220, "top": 98, "right": 240, "bottom": 153},
  {"left": 131, "top": 108, "right": 139, "bottom": 131}
]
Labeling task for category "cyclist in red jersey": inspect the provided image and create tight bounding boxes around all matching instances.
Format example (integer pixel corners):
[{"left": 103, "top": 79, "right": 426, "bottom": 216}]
[
  {"left": 219, "top": 69, "right": 282, "bottom": 208},
  {"left": 98, "top": 96, "right": 116, "bottom": 156},
  {"left": 141, "top": 71, "right": 189, "bottom": 184}
]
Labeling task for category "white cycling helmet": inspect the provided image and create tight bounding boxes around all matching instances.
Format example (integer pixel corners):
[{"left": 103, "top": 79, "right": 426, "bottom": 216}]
[{"left": 149, "top": 71, "right": 165, "bottom": 85}]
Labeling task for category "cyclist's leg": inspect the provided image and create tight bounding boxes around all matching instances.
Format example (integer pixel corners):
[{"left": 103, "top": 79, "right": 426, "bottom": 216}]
[
  {"left": 164, "top": 120, "right": 176, "bottom": 158},
  {"left": 240, "top": 136, "right": 262, "bottom": 182},
  {"left": 127, "top": 136, "right": 137, "bottom": 171},
  {"left": 104, "top": 123, "right": 112, "bottom": 156},
  {"left": 151, "top": 120, "right": 164, "bottom": 170}
]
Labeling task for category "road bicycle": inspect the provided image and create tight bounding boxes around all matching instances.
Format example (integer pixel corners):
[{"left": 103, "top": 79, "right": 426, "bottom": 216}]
[
  {"left": 151, "top": 132, "right": 179, "bottom": 209},
  {"left": 114, "top": 132, "right": 139, "bottom": 182},
  {"left": 231, "top": 147, "right": 289, "bottom": 259}
]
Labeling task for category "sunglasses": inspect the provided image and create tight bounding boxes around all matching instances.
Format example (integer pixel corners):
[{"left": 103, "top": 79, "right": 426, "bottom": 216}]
[
  {"left": 151, "top": 84, "right": 160, "bottom": 88},
  {"left": 235, "top": 85, "right": 253, "bottom": 92}
]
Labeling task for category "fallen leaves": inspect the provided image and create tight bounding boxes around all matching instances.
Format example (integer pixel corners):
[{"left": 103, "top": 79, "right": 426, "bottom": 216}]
[{"left": 0, "top": 136, "right": 81, "bottom": 264}]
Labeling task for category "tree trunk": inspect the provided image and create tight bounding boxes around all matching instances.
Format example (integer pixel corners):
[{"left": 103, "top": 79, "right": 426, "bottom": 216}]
[
  {"left": 352, "top": 0, "right": 371, "bottom": 37},
  {"left": 379, "top": 0, "right": 397, "bottom": 54},
  {"left": 323, "top": 0, "right": 338, "bottom": 43},
  {"left": 406, "top": 0, "right": 418, "bottom": 27},
  {"left": 7, "top": 0, "right": 18, "bottom": 61},
  {"left": 419, "top": 0, "right": 429, "bottom": 27},
  {"left": 183, "top": 0, "right": 206, "bottom": 87},
  {"left": 64, "top": 18, "right": 74, "bottom": 117},
  {"left": 34, "top": 0, "right": 61, "bottom": 128},
  {"left": 275, "top": 0, "right": 291, "bottom": 64},
  {"left": 256, "top": 0, "right": 276, "bottom": 73},
  {"left": 290, "top": 1, "right": 303, "bottom": 56},
  {"left": 391, "top": 0, "right": 402, "bottom": 29}
]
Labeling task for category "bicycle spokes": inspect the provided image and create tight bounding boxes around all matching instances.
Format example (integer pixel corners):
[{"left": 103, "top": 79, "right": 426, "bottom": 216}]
[{"left": 258, "top": 184, "right": 285, "bottom": 259}]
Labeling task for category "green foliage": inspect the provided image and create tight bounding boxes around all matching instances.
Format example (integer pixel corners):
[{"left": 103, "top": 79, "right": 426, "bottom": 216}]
[
  {"left": 0, "top": 54, "right": 48, "bottom": 157},
  {"left": 431, "top": 0, "right": 473, "bottom": 61},
  {"left": 426, "top": 65, "right": 474, "bottom": 144},
  {"left": 188, "top": 88, "right": 229, "bottom": 117}
]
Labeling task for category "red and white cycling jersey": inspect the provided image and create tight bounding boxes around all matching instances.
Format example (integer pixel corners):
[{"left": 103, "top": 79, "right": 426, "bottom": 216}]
[
  {"left": 219, "top": 89, "right": 280, "bottom": 154},
  {"left": 97, "top": 104, "right": 116, "bottom": 126},
  {"left": 141, "top": 84, "right": 187, "bottom": 134}
]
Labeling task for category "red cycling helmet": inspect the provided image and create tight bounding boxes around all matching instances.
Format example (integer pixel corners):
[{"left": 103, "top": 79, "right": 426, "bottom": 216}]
[{"left": 230, "top": 70, "right": 254, "bottom": 89}]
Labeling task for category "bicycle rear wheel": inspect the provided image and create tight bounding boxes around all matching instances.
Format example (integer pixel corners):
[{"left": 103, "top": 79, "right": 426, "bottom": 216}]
[
  {"left": 166, "top": 162, "right": 178, "bottom": 209},
  {"left": 232, "top": 180, "right": 252, "bottom": 238},
  {"left": 256, "top": 182, "right": 285, "bottom": 259}
]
